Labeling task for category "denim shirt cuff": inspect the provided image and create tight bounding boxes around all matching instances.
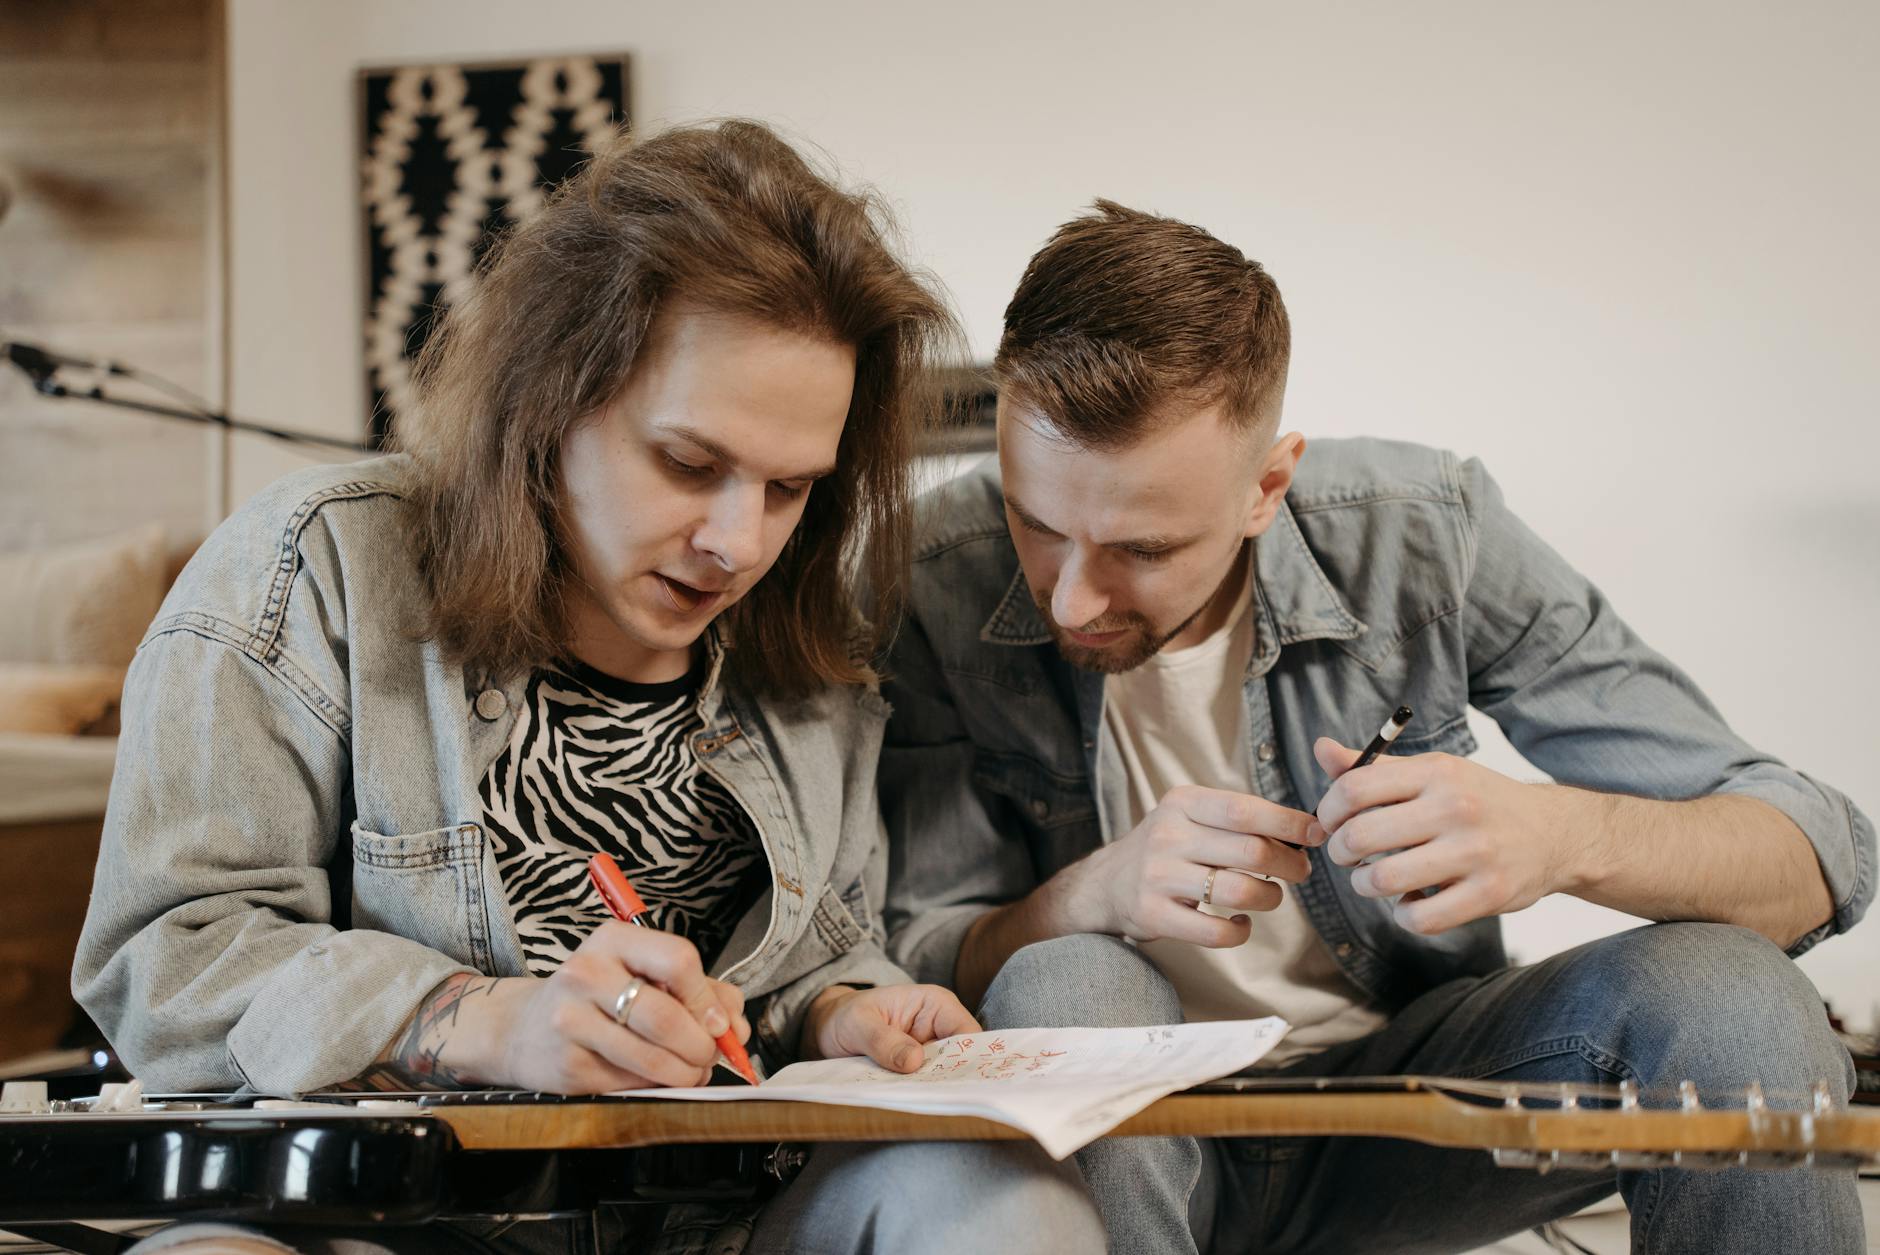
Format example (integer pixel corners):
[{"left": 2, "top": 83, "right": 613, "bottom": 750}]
[{"left": 1711, "top": 769, "right": 1875, "bottom": 957}]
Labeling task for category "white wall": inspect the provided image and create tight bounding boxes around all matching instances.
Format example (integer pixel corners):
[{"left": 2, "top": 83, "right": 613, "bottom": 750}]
[{"left": 225, "top": 0, "right": 1878, "bottom": 1026}]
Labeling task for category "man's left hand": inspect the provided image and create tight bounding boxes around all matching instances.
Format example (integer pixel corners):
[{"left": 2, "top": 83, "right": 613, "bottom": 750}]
[{"left": 1313, "top": 737, "right": 1596, "bottom": 934}]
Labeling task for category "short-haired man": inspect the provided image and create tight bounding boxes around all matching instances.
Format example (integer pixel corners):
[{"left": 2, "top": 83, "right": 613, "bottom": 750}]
[{"left": 881, "top": 200, "right": 1873, "bottom": 1254}]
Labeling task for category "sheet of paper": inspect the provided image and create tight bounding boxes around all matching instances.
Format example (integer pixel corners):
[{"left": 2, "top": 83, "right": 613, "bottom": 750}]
[{"left": 614, "top": 1017, "right": 1288, "bottom": 1159}]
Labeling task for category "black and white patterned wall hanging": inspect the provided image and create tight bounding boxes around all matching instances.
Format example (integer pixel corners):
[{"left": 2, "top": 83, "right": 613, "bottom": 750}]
[{"left": 358, "top": 55, "right": 630, "bottom": 445}]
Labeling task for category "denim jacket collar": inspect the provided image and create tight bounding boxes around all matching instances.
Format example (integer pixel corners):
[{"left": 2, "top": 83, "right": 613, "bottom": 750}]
[{"left": 977, "top": 500, "right": 1368, "bottom": 677}]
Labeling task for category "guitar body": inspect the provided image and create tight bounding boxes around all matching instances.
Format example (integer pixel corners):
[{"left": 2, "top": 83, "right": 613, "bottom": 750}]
[
  {"left": 0, "top": 1114, "right": 447, "bottom": 1224},
  {"left": 0, "top": 1110, "right": 778, "bottom": 1225}
]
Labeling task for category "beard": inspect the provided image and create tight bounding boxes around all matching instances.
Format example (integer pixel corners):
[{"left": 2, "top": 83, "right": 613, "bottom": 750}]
[
  {"left": 1033, "top": 548, "right": 1250, "bottom": 675},
  {"left": 1034, "top": 594, "right": 1212, "bottom": 675}
]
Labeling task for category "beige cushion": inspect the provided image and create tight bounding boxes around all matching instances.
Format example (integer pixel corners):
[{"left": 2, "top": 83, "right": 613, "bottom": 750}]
[
  {"left": 0, "top": 731, "right": 120, "bottom": 824},
  {"left": 0, "top": 662, "right": 126, "bottom": 736},
  {"left": 0, "top": 523, "right": 167, "bottom": 666}
]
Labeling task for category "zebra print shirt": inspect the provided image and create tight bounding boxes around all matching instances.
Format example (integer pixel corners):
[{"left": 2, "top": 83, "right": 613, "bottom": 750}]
[{"left": 481, "top": 659, "right": 766, "bottom": 977}]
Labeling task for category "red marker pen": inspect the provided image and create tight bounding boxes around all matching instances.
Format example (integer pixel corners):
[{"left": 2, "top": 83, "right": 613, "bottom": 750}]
[{"left": 586, "top": 852, "right": 759, "bottom": 1085}]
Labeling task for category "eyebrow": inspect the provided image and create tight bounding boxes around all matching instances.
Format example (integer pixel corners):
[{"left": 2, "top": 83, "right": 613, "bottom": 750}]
[
  {"left": 1001, "top": 493, "right": 1189, "bottom": 552},
  {"left": 661, "top": 423, "right": 838, "bottom": 482}
]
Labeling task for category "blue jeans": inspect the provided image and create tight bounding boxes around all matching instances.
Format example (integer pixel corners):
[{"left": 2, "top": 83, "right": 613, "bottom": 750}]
[{"left": 979, "top": 924, "right": 1862, "bottom": 1255}]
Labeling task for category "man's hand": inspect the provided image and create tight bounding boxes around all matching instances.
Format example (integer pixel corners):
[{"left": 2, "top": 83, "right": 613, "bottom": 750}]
[
  {"left": 1066, "top": 785, "right": 1321, "bottom": 947},
  {"left": 351, "top": 922, "right": 750, "bottom": 1094},
  {"left": 802, "top": 984, "right": 981, "bottom": 1073},
  {"left": 1314, "top": 737, "right": 1590, "bottom": 935},
  {"left": 952, "top": 785, "right": 1321, "bottom": 1004}
]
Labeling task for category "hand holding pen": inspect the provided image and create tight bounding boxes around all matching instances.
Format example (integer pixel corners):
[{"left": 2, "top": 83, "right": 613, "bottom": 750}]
[
  {"left": 588, "top": 852, "right": 759, "bottom": 1084},
  {"left": 1315, "top": 702, "right": 1592, "bottom": 934}
]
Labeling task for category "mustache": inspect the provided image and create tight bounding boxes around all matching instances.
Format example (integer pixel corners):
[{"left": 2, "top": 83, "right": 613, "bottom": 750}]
[{"left": 1030, "top": 590, "right": 1150, "bottom": 636}]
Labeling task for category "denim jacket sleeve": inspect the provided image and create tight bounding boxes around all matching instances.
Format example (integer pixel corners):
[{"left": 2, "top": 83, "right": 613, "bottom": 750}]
[
  {"left": 878, "top": 614, "right": 1038, "bottom": 987},
  {"left": 751, "top": 818, "right": 919, "bottom": 1063},
  {"left": 1457, "top": 458, "right": 1875, "bottom": 954},
  {"left": 71, "top": 621, "right": 476, "bottom": 1095}
]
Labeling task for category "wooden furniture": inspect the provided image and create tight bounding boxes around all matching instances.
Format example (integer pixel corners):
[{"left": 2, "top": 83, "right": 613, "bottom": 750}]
[{"left": 0, "top": 817, "right": 104, "bottom": 1059}]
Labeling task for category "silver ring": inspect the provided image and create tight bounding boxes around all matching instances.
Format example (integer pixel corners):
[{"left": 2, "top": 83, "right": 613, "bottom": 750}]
[
  {"left": 1202, "top": 867, "right": 1220, "bottom": 907},
  {"left": 611, "top": 977, "right": 646, "bottom": 1028}
]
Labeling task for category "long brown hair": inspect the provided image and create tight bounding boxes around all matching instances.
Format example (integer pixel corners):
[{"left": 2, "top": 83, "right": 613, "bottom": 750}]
[
  {"left": 995, "top": 199, "right": 1289, "bottom": 449},
  {"left": 398, "top": 120, "right": 956, "bottom": 700}
]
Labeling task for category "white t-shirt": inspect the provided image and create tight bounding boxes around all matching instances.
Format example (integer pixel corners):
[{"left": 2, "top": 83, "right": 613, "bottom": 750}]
[{"left": 1099, "top": 568, "right": 1385, "bottom": 1066}]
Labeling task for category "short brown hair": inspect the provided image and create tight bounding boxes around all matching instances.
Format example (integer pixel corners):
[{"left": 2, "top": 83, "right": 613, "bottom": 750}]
[
  {"left": 994, "top": 199, "right": 1289, "bottom": 449},
  {"left": 399, "top": 120, "right": 956, "bottom": 699}
]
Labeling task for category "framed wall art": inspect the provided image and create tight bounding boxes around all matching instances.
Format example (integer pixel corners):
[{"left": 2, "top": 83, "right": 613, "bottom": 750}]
[{"left": 358, "top": 53, "right": 629, "bottom": 444}]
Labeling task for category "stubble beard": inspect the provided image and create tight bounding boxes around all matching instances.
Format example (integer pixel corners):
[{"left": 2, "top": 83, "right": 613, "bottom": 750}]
[
  {"left": 1035, "top": 548, "right": 1248, "bottom": 675},
  {"left": 1036, "top": 597, "right": 1211, "bottom": 675}
]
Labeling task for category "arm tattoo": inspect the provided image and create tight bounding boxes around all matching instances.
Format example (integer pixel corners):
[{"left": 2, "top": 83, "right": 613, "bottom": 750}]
[{"left": 339, "top": 973, "right": 501, "bottom": 1091}]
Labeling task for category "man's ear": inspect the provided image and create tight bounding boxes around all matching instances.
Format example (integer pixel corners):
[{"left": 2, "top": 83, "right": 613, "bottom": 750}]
[{"left": 1245, "top": 432, "right": 1306, "bottom": 538}]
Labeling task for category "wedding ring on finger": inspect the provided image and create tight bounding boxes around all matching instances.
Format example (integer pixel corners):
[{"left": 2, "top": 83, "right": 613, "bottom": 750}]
[
  {"left": 611, "top": 977, "right": 646, "bottom": 1029},
  {"left": 1202, "top": 867, "right": 1220, "bottom": 907}
]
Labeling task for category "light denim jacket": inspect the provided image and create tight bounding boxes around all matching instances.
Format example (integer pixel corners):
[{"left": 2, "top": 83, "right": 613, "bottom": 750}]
[
  {"left": 73, "top": 455, "right": 911, "bottom": 1095},
  {"left": 881, "top": 438, "right": 1874, "bottom": 1010}
]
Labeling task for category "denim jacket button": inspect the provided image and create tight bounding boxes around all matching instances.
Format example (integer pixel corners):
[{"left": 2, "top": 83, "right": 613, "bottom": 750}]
[
  {"left": 1256, "top": 741, "right": 1276, "bottom": 763},
  {"left": 1335, "top": 942, "right": 1354, "bottom": 958},
  {"left": 1029, "top": 798, "right": 1050, "bottom": 819},
  {"left": 473, "top": 689, "right": 506, "bottom": 721}
]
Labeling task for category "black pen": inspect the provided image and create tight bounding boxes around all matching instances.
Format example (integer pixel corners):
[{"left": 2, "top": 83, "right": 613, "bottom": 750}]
[
  {"left": 1347, "top": 704, "right": 1420, "bottom": 899},
  {"left": 1353, "top": 705, "right": 1414, "bottom": 770}
]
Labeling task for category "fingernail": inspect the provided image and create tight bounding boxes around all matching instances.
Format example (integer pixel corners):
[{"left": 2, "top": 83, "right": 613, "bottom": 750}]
[
  {"left": 897, "top": 1045, "right": 922, "bottom": 1071},
  {"left": 704, "top": 1008, "right": 728, "bottom": 1036},
  {"left": 1307, "top": 820, "right": 1327, "bottom": 845}
]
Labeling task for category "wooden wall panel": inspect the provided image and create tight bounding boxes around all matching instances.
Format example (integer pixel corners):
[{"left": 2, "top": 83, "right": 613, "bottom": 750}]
[{"left": 0, "top": 0, "right": 221, "bottom": 554}]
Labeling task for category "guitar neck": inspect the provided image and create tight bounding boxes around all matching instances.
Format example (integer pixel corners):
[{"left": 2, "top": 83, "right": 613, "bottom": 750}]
[{"left": 415, "top": 1076, "right": 1880, "bottom": 1169}]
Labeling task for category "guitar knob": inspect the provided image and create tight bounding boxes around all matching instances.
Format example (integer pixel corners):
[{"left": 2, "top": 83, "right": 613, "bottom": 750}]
[{"left": 764, "top": 1145, "right": 809, "bottom": 1182}]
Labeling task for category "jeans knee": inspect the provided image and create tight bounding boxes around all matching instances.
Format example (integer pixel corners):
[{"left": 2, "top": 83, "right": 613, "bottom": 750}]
[
  {"left": 1566, "top": 923, "right": 1847, "bottom": 1094},
  {"left": 127, "top": 1231, "right": 302, "bottom": 1255},
  {"left": 981, "top": 933, "right": 1182, "bottom": 1030},
  {"left": 758, "top": 1140, "right": 1105, "bottom": 1255}
]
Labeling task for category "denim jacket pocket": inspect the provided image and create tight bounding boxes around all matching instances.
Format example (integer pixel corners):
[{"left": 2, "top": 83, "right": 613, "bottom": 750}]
[
  {"left": 350, "top": 821, "right": 496, "bottom": 973},
  {"left": 971, "top": 749, "right": 1097, "bottom": 831},
  {"left": 756, "top": 885, "right": 867, "bottom": 995}
]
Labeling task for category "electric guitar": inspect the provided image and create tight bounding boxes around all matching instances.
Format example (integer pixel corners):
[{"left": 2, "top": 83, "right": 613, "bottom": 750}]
[{"left": 3, "top": 1075, "right": 1876, "bottom": 1228}]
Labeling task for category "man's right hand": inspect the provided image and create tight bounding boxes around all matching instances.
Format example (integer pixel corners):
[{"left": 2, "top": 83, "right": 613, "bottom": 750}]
[{"left": 954, "top": 785, "right": 1321, "bottom": 1003}]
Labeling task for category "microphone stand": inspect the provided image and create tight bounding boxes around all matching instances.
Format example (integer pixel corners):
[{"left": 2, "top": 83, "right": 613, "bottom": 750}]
[{"left": 10, "top": 346, "right": 372, "bottom": 454}]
